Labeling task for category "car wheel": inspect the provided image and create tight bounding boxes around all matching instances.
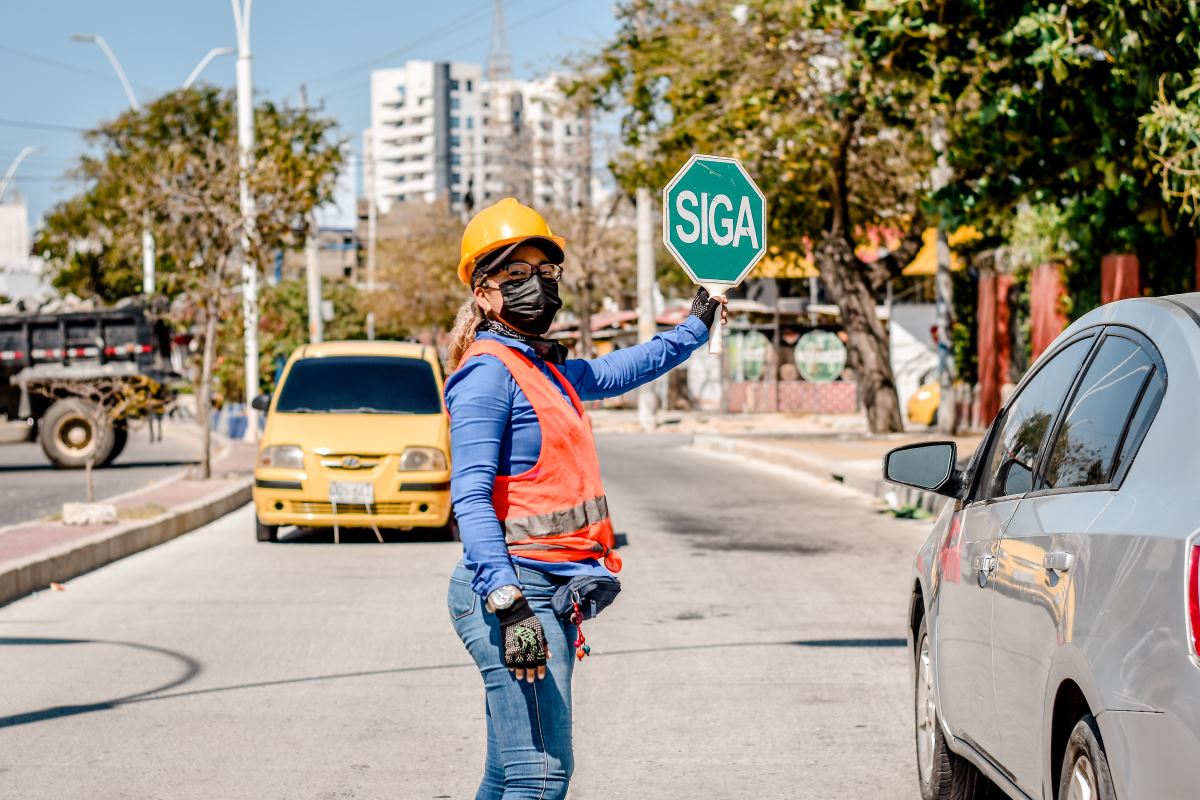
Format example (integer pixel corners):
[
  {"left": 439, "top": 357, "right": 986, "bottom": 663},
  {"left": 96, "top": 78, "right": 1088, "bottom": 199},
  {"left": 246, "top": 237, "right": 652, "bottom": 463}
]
[
  {"left": 1057, "top": 715, "right": 1117, "bottom": 800},
  {"left": 916, "top": 617, "right": 997, "bottom": 799},
  {"left": 445, "top": 514, "right": 461, "bottom": 543},
  {"left": 256, "top": 517, "right": 279, "bottom": 542}
]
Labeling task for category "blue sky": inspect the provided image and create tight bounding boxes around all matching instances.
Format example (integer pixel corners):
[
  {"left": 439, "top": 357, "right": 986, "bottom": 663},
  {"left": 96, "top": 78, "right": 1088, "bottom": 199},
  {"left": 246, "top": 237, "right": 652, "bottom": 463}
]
[{"left": 0, "top": 0, "right": 620, "bottom": 225}]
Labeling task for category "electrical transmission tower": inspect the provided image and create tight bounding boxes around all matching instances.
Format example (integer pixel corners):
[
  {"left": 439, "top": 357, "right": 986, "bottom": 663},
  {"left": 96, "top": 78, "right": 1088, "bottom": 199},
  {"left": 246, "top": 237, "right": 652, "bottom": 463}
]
[{"left": 486, "top": 0, "right": 512, "bottom": 81}]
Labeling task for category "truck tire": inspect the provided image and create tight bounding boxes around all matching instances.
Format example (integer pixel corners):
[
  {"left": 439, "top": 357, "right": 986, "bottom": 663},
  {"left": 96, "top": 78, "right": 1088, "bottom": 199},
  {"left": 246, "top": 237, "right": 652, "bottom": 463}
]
[
  {"left": 39, "top": 398, "right": 116, "bottom": 469},
  {"left": 102, "top": 425, "right": 129, "bottom": 466}
]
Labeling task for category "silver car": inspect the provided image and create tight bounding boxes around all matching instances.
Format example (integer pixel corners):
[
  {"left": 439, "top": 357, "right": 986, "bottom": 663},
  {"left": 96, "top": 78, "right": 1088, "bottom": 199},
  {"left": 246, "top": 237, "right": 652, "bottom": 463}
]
[{"left": 884, "top": 295, "right": 1200, "bottom": 800}]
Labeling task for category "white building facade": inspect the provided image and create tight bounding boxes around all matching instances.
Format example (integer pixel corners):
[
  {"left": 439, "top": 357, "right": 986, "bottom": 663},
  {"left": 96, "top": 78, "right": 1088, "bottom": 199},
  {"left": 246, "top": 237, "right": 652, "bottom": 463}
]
[
  {"left": 366, "top": 61, "right": 485, "bottom": 215},
  {"left": 366, "top": 63, "right": 586, "bottom": 215},
  {"left": 0, "top": 198, "right": 46, "bottom": 300}
]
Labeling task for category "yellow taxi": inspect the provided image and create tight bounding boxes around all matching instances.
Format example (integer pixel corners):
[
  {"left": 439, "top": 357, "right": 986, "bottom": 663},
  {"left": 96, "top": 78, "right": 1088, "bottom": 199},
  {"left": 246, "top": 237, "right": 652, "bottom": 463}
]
[{"left": 251, "top": 340, "right": 452, "bottom": 542}]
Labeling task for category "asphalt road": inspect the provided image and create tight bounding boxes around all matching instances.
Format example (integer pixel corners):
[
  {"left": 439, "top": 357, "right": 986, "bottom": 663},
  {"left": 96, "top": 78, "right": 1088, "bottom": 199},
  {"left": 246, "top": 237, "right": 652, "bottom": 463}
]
[
  {"left": 0, "top": 433, "right": 930, "bottom": 799},
  {"left": 0, "top": 419, "right": 200, "bottom": 527}
]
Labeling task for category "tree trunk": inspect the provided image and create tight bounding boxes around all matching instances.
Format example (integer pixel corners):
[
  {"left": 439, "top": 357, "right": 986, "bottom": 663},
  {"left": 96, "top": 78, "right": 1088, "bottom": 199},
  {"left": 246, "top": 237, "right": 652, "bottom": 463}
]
[
  {"left": 817, "top": 247, "right": 904, "bottom": 433},
  {"left": 197, "top": 296, "right": 219, "bottom": 480}
]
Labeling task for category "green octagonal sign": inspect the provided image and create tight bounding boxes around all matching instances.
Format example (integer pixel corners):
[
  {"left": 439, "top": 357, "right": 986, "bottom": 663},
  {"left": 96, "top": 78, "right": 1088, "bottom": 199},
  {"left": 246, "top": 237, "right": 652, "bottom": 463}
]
[{"left": 663, "top": 154, "right": 768, "bottom": 290}]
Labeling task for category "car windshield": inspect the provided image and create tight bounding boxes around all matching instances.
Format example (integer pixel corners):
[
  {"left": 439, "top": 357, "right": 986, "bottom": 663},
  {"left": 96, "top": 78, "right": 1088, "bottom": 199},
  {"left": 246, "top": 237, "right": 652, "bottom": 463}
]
[{"left": 274, "top": 355, "right": 442, "bottom": 415}]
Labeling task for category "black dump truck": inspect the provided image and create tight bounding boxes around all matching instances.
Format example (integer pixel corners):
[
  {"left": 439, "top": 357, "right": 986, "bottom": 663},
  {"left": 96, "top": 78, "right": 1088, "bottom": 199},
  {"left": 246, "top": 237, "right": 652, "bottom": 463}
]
[{"left": 0, "top": 303, "right": 180, "bottom": 468}]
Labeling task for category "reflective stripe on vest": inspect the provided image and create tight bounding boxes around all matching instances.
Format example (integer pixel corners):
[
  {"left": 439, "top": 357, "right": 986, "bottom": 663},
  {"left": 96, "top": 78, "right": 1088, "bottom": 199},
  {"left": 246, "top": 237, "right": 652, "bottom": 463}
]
[
  {"left": 456, "top": 338, "right": 621, "bottom": 572},
  {"left": 502, "top": 494, "right": 610, "bottom": 543}
]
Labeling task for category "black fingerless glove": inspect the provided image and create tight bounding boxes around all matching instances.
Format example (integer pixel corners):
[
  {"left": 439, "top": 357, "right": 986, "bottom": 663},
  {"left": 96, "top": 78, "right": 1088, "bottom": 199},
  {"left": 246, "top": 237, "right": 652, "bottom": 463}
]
[
  {"left": 496, "top": 597, "right": 548, "bottom": 669},
  {"left": 690, "top": 287, "right": 720, "bottom": 329}
]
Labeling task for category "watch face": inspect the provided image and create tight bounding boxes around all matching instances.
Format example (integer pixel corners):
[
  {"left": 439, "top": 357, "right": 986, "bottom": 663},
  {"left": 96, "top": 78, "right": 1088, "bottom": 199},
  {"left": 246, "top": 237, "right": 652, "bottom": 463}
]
[{"left": 493, "top": 587, "right": 517, "bottom": 608}]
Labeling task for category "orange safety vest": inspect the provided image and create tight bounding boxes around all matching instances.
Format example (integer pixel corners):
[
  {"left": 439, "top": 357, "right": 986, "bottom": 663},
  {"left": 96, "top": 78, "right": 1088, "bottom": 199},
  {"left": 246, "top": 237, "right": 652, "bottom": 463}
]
[{"left": 458, "top": 339, "right": 622, "bottom": 573}]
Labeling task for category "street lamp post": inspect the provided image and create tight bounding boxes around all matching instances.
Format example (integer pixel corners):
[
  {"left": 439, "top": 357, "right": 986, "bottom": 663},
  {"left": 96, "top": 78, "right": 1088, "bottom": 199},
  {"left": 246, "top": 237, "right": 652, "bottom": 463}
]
[
  {"left": 231, "top": 0, "right": 260, "bottom": 439},
  {"left": 184, "top": 47, "right": 235, "bottom": 90},
  {"left": 0, "top": 146, "right": 42, "bottom": 204},
  {"left": 72, "top": 36, "right": 234, "bottom": 298},
  {"left": 71, "top": 34, "right": 156, "bottom": 295}
]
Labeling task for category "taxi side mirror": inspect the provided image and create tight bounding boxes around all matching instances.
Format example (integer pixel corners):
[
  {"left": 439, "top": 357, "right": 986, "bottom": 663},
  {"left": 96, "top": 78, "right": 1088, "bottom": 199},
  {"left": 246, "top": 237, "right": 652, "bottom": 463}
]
[
  {"left": 251, "top": 393, "right": 271, "bottom": 413},
  {"left": 884, "top": 441, "right": 962, "bottom": 498}
]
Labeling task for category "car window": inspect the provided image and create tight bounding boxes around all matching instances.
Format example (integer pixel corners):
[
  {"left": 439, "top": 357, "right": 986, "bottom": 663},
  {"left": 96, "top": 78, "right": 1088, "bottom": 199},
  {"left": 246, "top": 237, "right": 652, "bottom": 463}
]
[
  {"left": 1042, "top": 336, "right": 1154, "bottom": 489},
  {"left": 978, "top": 337, "right": 1092, "bottom": 501},
  {"left": 275, "top": 356, "right": 442, "bottom": 414}
]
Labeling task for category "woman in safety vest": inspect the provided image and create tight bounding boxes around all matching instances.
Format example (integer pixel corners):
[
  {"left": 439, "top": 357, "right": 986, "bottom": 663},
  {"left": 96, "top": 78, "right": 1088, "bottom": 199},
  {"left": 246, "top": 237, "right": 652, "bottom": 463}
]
[{"left": 444, "top": 197, "right": 725, "bottom": 799}]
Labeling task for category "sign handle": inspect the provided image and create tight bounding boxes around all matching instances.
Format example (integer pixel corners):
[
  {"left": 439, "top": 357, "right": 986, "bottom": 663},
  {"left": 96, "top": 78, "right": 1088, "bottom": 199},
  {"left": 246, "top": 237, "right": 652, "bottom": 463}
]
[
  {"left": 709, "top": 315, "right": 723, "bottom": 354},
  {"left": 702, "top": 283, "right": 731, "bottom": 355}
]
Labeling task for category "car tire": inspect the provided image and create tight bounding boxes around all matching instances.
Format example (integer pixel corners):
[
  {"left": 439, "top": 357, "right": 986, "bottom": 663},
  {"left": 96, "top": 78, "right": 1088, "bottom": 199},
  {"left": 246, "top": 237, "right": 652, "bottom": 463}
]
[
  {"left": 1057, "top": 715, "right": 1117, "bottom": 800},
  {"left": 39, "top": 398, "right": 116, "bottom": 469},
  {"left": 445, "top": 513, "right": 461, "bottom": 543},
  {"left": 256, "top": 517, "right": 279, "bottom": 543},
  {"left": 915, "top": 617, "right": 997, "bottom": 800}
]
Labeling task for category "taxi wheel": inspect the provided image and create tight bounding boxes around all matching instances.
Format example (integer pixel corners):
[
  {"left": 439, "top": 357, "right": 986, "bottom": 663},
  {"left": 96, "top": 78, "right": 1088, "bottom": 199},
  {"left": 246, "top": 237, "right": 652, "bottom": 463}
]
[
  {"left": 256, "top": 517, "right": 279, "bottom": 543},
  {"left": 916, "top": 618, "right": 997, "bottom": 799},
  {"left": 1057, "top": 715, "right": 1116, "bottom": 800},
  {"left": 446, "top": 514, "right": 461, "bottom": 542}
]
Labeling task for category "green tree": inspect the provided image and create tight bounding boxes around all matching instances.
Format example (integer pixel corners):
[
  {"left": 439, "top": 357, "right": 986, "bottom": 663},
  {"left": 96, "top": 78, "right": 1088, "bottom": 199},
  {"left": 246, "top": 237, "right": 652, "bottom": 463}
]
[
  {"left": 578, "top": 0, "right": 932, "bottom": 431},
  {"left": 37, "top": 87, "right": 344, "bottom": 476},
  {"left": 864, "top": 1, "right": 1200, "bottom": 306}
]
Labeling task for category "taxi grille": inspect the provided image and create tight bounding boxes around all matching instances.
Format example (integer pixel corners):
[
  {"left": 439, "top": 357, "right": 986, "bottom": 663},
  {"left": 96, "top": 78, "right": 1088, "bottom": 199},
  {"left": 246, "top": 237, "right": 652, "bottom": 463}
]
[{"left": 291, "top": 501, "right": 423, "bottom": 515}]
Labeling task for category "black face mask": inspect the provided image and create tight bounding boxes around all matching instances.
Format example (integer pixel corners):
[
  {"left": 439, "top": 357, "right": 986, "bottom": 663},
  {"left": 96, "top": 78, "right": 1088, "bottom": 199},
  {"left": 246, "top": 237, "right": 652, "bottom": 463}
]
[{"left": 497, "top": 275, "right": 562, "bottom": 336}]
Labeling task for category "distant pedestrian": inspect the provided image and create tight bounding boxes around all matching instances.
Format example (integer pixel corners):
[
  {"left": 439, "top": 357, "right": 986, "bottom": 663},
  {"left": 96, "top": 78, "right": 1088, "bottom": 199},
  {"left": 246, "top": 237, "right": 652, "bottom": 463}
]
[{"left": 443, "top": 198, "right": 725, "bottom": 799}]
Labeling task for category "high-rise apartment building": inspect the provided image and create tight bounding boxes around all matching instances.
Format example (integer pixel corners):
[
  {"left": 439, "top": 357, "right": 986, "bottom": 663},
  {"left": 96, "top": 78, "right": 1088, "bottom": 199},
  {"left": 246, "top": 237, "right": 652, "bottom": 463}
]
[
  {"left": 366, "top": 62, "right": 586, "bottom": 216},
  {"left": 366, "top": 61, "right": 485, "bottom": 215}
]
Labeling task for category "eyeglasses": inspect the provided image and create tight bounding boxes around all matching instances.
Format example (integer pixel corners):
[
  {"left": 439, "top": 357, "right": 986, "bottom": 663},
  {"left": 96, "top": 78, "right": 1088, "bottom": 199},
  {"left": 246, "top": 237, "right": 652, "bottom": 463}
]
[{"left": 483, "top": 261, "right": 564, "bottom": 286}]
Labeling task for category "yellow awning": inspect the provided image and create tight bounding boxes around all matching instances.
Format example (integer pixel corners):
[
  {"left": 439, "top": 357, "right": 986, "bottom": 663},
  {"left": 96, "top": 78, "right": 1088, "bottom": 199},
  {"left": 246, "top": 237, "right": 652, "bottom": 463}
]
[
  {"left": 750, "top": 226, "right": 981, "bottom": 280},
  {"left": 902, "top": 226, "right": 981, "bottom": 276}
]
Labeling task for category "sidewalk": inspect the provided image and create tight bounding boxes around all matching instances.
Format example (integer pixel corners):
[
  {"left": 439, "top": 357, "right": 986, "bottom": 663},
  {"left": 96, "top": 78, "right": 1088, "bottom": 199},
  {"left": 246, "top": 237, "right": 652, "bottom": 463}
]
[{"left": 0, "top": 436, "right": 256, "bottom": 606}]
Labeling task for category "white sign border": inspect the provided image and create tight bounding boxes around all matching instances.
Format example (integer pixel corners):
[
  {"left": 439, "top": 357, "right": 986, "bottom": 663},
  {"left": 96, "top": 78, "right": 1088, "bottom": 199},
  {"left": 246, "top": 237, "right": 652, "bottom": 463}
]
[{"left": 661, "top": 153, "right": 769, "bottom": 291}]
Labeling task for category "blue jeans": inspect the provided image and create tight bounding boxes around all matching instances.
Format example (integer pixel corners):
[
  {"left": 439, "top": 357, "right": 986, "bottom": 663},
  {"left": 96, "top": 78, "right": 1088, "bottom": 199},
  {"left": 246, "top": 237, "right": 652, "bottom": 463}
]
[{"left": 448, "top": 561, "right": 576, "bottom": 800}]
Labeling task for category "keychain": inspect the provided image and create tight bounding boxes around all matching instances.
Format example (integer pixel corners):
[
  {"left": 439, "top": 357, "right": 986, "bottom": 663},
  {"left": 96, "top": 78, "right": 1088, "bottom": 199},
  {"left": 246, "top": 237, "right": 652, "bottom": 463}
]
[{"left": 570, "top": 591, "right": 592, "bottom": 661}]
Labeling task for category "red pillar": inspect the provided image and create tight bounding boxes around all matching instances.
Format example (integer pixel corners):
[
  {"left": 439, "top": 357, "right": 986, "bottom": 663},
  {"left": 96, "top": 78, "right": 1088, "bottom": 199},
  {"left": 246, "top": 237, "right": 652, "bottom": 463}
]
[
  {"left": 977, "top": 274, "right": 1000, "bottom": 426},
  {"left": 1101, "top": 253, "right": 1140, "bottom": 304},
  {"left": 1030, "top": 263, "right": 1069, "bottom": 360},
  {"left": 995, "top": 274, "right": 1014, "bottom": 386}
]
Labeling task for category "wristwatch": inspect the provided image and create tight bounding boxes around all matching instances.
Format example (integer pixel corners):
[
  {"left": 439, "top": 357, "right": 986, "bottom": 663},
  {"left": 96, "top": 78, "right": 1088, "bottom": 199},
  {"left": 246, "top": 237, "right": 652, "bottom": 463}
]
[{"left": 487, "top": 584, "right": 522, "bottom": 612}]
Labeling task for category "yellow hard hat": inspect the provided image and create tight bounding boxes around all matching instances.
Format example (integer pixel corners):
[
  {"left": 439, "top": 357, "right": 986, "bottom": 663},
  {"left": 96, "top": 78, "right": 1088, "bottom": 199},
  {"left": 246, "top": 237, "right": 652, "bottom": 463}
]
[{"left": 457, "top": 198, "right": 566, "bottom": 285}]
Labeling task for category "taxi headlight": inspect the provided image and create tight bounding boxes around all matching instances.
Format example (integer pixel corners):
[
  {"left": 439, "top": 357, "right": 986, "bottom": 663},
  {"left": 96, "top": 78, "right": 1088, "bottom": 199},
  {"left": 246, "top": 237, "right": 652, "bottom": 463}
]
[
  {"left": 399, "top": 447, "right": 447, "bottom": 471},
  {"left": 259, "top": 445, "right": 304, "bottom": 469}
]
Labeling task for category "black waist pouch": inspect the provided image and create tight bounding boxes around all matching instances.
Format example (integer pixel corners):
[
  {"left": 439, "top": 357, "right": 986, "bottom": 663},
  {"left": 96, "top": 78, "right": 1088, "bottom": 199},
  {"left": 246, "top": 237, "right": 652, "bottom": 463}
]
[{"left": 551, "top": 575, "right": 621, "bottom": 621}]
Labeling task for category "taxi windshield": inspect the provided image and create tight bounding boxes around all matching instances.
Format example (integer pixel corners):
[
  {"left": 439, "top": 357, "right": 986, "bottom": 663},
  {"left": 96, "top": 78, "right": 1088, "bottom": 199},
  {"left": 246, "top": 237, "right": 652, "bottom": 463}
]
[{"left": 274, "top": 355, "right": 442, "bottom": 415}]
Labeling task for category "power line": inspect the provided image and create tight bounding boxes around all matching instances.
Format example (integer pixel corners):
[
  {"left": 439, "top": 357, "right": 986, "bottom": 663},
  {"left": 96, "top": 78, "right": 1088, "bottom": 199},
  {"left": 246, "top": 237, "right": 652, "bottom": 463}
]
[
  {"left": 321, "top": 0, "right": 578, "bottom": 101},
  {"left": 313, "top": 0, "right": 494, "bottom": 86},
  {"left": 0, "top": 44, "right": 155, "bottom": 93},
  {"left": 0, "top": 117, "right": 87, "bottom": 133}
]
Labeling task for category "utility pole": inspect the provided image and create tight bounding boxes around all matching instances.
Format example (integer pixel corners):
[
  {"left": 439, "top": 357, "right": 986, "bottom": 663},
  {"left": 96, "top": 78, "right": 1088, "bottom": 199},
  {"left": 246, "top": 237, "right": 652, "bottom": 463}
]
[
  {"left": 232, "top": 0, "right": 260, "bottom": 438},
  {"left": 635, "top": 3, "right": 657, "bottom": 432},
  {"left": 931, "top": 116, "right": 956, "bottom": 434},
  {"left": 299, "top": 85, "right": 323, "bottom": 344},
  {"left": 577, "top": 100, "right": 595, "bottom": 360}
]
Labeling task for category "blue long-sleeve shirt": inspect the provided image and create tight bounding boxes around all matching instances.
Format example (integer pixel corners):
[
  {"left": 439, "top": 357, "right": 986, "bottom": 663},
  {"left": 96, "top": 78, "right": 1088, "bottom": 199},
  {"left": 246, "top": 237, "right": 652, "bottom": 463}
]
[{"left": 445, "top": 316, "right": 709, "bottom": 597}]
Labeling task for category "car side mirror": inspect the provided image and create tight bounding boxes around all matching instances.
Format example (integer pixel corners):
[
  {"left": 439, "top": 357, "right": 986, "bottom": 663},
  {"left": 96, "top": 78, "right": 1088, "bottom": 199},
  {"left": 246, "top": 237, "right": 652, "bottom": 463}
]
[
  {"left": 884, "top": 441, "right": 962, "bottom": 498},
  {"left": 251, "top": 393, "right": 271, "bottom": 413}
]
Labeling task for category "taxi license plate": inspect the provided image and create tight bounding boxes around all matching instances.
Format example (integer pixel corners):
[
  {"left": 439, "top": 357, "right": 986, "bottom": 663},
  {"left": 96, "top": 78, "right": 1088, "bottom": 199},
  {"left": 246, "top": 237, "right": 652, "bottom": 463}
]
[{"left": 329, "top": 481, "right": 374, "bottom": 506}]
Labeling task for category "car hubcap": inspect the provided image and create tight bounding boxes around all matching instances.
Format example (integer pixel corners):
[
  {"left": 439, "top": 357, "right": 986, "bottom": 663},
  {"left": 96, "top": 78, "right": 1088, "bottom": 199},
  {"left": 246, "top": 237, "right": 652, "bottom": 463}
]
[
  {"left": 916, "top": 634, "right": 936, "bottom": 785},
  {"left": 1067, "top": 754, "right": 1098, "bottom": 800}
]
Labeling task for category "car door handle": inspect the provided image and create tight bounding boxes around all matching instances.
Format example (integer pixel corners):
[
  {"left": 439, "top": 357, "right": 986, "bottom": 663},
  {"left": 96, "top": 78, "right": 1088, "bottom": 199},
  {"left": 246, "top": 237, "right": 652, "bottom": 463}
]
[
  {"left": 973, "top": 554, "right": 997, "bottom": 587},
  {"left": 1043, "top": 551, "right": 1075, "bottom": 573}
]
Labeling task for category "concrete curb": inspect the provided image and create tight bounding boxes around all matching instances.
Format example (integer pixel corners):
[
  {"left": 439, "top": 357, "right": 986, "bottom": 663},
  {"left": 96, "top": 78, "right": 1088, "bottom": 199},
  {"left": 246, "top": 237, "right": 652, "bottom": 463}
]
[
  {"left": 690, "top": 433, "right": 940, "bottom": 511},
  {"left": 0, "top": 477, "right": 252, "bottom": 607}
]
